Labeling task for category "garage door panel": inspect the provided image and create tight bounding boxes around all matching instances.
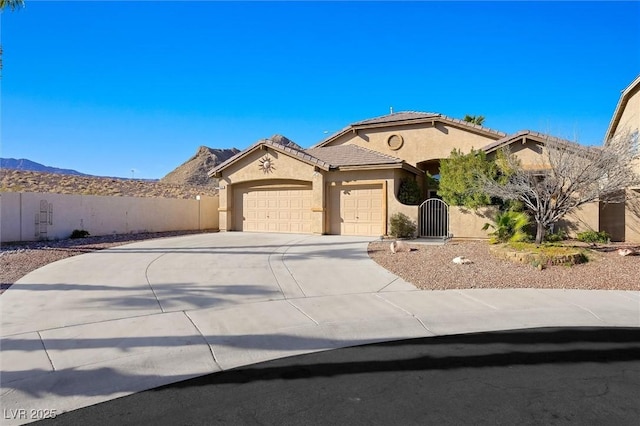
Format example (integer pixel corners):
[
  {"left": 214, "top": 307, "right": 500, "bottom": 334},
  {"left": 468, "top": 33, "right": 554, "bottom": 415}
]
[
  {"left": 242, "top": 186, "right": 312, "bottom": 234},
  {"left": 331, "top": 184, "right": 384, "bottom": 236}
]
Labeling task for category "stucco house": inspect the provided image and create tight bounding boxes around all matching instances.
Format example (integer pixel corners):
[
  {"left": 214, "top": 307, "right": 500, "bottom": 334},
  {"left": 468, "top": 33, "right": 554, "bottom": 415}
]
[
  {"left": 603, "top": 75, "right": 640, "bottom": 242},
  {"left": 211, "top": 112, "right": 555, "bottom": 238},
  {"left": 210, "top": 82, "right": 640, "bottom": 242}
]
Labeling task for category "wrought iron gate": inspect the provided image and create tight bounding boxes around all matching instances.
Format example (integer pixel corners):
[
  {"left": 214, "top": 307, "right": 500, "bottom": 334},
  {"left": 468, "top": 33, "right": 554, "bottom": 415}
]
[{"left": 418, "top": 198, "right": 449, "bottom": 238}]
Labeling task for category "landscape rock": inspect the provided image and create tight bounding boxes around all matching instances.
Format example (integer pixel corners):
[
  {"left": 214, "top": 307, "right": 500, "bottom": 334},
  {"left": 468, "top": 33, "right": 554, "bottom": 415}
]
[
  {"left": 390, "top": 240, "right": 411, "bottom": 254},
  {"left": 452, "top": 256, "right": 473, "bottom": 265},
  {"left": 618, "top": 248, "right": 637, "bottom": 256}
]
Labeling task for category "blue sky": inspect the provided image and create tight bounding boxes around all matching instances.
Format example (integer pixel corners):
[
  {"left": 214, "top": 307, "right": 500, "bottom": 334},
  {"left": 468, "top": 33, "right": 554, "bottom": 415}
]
[{"left": 2, "top": 1, "right": 639, "bottom": 179}]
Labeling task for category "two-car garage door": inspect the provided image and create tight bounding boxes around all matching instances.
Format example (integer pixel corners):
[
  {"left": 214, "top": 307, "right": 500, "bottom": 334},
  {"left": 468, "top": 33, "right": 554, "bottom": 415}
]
[
  {"left": 240, "top": 187, "right": 312, "bottom": 233},
  {"left": 237, "top": 183, "right": 384, "bottom": 236}
]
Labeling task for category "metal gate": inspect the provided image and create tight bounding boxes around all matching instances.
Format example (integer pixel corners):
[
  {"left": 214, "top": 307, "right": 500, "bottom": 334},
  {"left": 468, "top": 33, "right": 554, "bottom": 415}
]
[
  {"left": 418, "top": 198, "right": 449, "bottom": 238},
  {"left": 34, "top": 200, "right": 53, "bottom": 239}
]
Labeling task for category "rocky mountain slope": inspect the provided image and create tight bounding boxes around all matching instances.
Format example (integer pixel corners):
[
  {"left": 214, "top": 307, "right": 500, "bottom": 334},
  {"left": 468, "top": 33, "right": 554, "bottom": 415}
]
[
  {"left": 1, "top": 135, "right": 302, "bottom": 198},
  {"left": 161, "top": 146, "right": 240, "bottom": 186},
  {"left": 160, "top": 135, "right": 300, "bottom": 186}
]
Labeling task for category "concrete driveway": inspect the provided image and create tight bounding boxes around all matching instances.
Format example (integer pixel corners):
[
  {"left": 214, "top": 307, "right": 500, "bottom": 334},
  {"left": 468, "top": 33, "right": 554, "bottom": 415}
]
[{"left": 1, "top": 232, "right": 638, "bottom": 424}]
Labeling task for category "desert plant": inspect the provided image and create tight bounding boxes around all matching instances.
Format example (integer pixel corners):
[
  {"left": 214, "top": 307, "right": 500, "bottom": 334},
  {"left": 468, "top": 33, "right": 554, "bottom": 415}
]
[
  {"left": 70, "top": 229, "right": 90, "bottom": 239},
  {"left": 482, "top": 210, "right": 531, "bottom": 244},
  {"left": 389, "top": 212, "right": 417, "bottom": 238},
  {"left": 544, "top": 230, "right": 567, "bottom": 243},
  {"left": 576, "top": 230, "right": 610, "bottom": 244}
]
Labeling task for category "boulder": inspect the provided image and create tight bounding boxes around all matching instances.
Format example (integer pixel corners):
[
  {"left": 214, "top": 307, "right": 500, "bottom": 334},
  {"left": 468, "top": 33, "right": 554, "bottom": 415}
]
[
  {"left": 390, "top": 240, "right": 411, "bottom": 254},
  {"left": 618, "top": 248, "right": 637, "bottom": 256}
]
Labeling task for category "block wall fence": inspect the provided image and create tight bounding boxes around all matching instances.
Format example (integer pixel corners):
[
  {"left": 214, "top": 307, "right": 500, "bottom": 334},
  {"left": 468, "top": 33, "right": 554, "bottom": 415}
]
[{"left": 0, "top": 192, "right": 219, "bottom": 243}]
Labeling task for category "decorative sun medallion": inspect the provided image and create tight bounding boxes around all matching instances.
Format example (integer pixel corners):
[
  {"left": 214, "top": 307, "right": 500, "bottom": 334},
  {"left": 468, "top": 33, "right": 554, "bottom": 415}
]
[
  {"left": 259, "top": 155, "right": 275, "bottom": 174},
  {"left": 387, "top": 134, "right": 404, "bottom": 151}
]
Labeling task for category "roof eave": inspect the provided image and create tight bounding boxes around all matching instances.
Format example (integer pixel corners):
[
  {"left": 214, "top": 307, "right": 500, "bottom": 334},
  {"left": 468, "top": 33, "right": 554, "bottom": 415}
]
[
  {"left": 334, "top": 162, "right": 412, "bottom": 173},
  {"left": 209, "top": 141, "right": 331, "bottom": 177},
  {"left": 605, "top": 75, "right": 640, "bottom": 144},
  {"left": 315, "top": 115, "right": 505, "bottom": 149}
]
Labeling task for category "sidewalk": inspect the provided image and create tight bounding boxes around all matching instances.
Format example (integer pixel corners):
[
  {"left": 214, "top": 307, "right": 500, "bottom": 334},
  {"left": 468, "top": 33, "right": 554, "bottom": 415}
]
[{"left": 1, "top": 233, "right": 638, "bottom": 425}]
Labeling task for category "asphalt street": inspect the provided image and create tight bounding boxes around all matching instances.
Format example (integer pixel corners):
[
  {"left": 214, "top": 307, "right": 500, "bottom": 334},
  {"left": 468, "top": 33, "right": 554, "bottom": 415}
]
[{"left": 40, "top": 327, "right": 640, "bottom": 426}]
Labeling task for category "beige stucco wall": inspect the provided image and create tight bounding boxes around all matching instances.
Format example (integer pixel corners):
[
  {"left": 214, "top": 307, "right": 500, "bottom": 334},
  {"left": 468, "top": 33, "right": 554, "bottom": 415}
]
[
  {"left": 324, "top": 122, "right": 500, "bottom": 168},
  {"left": 624, "top": 189, "right": 640, "bottom": 243},
  {"left": 216, "top": 144, "right": 425, "bottom": 236},
  {"left": 324, "top": 168, "right": 415, "bottom": 236},
  {"left": 555, "top": 201, "right": 600, "bottom": 237},
  {"left": 609, "top": 80, "right": 640, "bottom": 240},
  {"left": 449, "top": 206, "right": 497, "bottom": 240},
  {"left": 217, "top": 147, "right": 320, "bottom": 232},
  {"left": 0, "top": 192, "right": 219, "bottom": 243}
]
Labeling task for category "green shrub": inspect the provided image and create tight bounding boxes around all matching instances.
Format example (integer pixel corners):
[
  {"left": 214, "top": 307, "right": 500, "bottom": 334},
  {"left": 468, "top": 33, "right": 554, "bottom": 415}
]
[
  {"left": 544, "top": 230, "right": 567, "bottom": 243},
  {"left": 576, "top": 230, "right": 610, "bottom": 244},
  {"left": 389, "top": 212, "right": 417, "bottom": 238},
  {"left": 397, "top": 178, "right": 422, "bottom": 205},
  {"left": 482, "top": 210, "right": 531, "bottom": 244},
  {"left": 70, "top": 229, "right": 90, "bottom": 239}
]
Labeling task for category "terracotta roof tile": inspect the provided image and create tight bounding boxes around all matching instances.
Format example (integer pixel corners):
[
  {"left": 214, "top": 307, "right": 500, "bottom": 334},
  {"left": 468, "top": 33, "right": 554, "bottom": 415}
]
[
  {"left": 305, "top": 145, "right": 403, "bottom": 168},
  {"left": 353, "top": 111, "right": 440, "bottom": 126},
  {"left": 209, "top": 136, "right": 331, "bottom": 175},
  {"left": 313, "top": 111, "right": 506, "bottom": 148},
  {"left": 482, "top": 130, "right": 596, "bottom": 154}
]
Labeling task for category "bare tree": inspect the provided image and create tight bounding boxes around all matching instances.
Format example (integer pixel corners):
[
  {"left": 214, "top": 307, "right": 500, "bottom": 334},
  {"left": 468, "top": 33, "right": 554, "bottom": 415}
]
[{"left": 482, "top": 134, "right": 640, "bottom": 244}]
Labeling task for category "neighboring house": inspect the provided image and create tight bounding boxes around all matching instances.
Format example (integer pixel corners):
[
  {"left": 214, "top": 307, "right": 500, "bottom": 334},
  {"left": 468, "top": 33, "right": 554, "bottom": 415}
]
[
  {"left": 602, "top": 75, "right": 640, "bottom": 242},
  {"left": 210, "top": 89, "right": 640, "bottom": 242}
]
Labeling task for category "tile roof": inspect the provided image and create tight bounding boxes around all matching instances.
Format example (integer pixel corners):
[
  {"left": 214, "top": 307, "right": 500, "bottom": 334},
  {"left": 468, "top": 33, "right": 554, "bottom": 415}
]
[
  {"left": 305, "top": 145, "right": 404, "bottom": 168},
  {"left": 352, "top": 111, "right": 440, "bottom": 126},
  {"left": 605, "top": 74, "right": 640, "bottom": 142},
  {"left": 482, "top": 130, "right": 600, "bottom": 154},
  {"left": 313, "top": 111, "right": 506, "bottom": 148},
  {"left": 209, "top": 136, "right": 331, "bottom": 175}
]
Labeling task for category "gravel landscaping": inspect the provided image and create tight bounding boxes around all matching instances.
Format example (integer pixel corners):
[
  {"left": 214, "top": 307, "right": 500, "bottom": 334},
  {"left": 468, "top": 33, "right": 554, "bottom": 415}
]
[
  {"left": 368, "top": 240, "right": 640, "bottom": 291},
  {"left": 1, "top": 233, "right": 638, "bottom": 295}
]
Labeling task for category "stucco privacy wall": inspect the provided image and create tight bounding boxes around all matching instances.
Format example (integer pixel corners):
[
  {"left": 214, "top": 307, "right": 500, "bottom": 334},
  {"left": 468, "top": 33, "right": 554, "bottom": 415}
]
[
  {"left": 625, "top": 191, "right": 640, "bottom": 242},
  {"left": 0, "top": 192, "right": 219, "bottom": 243},
  {"left": 449, "top": 206, "right": 496, "bottom": 240},
  {"left": 448, "top": 204, "right": 602, "bottom": 241}
]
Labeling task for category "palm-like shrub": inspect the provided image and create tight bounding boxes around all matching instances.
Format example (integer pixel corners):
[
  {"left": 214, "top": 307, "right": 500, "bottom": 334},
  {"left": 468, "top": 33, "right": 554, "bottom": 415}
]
[{"left": 482, "top": 210, "right": 531, "bottom": 244}]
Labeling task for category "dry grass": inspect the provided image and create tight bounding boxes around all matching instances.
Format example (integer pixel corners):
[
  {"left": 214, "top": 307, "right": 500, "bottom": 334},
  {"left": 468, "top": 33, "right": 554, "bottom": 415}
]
[{"left": 0, "top": 169, "right": 218, "bottom": 199}]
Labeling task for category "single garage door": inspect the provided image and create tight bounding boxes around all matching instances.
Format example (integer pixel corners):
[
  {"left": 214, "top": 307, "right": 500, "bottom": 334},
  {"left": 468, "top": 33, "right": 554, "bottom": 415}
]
[
  {"left": 330, "top": 184, "right": 384, "bottom": 236},
  {"left": 241, "top": 187, "right": 312, "bottom": 233}
]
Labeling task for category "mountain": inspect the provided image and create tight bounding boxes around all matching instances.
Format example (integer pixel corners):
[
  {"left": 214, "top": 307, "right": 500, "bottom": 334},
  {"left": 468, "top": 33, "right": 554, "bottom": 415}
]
[
  {"left": 268, "top": 134, "right": 303, "bottom": 150},
  {"left": 161, "top": 146, "right": 241, "bottom": 186},
  {"left": 0, "top": 158, "right": 89, "bottom": 176},
  {"left": 160, "top": 135, "right": 301, "bottom": 186}
]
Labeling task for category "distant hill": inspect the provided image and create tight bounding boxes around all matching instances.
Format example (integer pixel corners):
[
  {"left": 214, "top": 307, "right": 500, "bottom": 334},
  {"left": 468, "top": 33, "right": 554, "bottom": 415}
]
[
  {"left": 161, "top": 146, "right": 241, "bottom": 186},
  {"left": 1, "top": 135, "right": 302, "bottom": 195},
  {"left": 0, "top": 158, "right": 89, "bottom": 176},
  {"left": 160, "top": 135, "right": 301, "bottom": 186},
  {"left": 0, "top": 169, "right": 219, "bottom": 199}
]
